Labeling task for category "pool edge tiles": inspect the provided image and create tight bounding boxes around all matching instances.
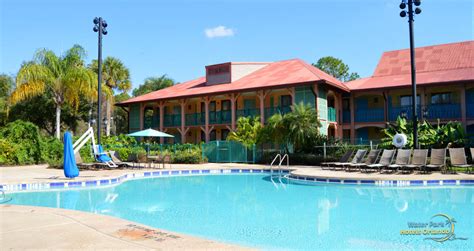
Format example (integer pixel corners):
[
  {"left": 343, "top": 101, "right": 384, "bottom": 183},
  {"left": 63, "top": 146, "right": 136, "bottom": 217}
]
[
  {"left": 1, "top": 168, "right": 473, "bottom": 192},
  {"left": 287, "top": 174, "right": 474, "bottom": 187},
  {"left": 0, "top": 168, "right": 277, "bottom": 193}
]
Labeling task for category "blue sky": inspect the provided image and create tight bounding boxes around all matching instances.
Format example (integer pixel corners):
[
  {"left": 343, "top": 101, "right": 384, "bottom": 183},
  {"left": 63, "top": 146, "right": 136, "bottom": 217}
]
[{"left": 1, "top": 0, "right": 472, "bottom": 91}]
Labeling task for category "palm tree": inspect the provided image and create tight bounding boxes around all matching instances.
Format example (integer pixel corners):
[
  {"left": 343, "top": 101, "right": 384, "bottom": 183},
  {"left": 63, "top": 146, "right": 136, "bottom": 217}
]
[
  {"left": 11, "top": 45, "right": 96, "bottom": 139},
  {"left": 90, "top": 57, "right": 131, "bottom": 136},
  {"left": 227, "top": 116, "right": 262, "bottom": 148},
  {"left": 264, "top": 103, "right": 322, "bottom": 152}
]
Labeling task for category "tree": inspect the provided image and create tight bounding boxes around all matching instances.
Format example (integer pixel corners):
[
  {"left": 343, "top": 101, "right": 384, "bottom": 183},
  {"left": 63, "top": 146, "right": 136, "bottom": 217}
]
[
  {"left": 313, "top": 56, "right": 360, "bottom": 82},
  {"left": 90, "top": 57, "right": 131, "bottom": 136},
  {"left": 263, "top": 103, "right": 322, "bottom": 153},
  {"left": 0, "top": 74, "right": 14, "bottom": 125},
  {"left": 113, "top": 92, "right": 131, "bottom": 134},
  {"left": 227, "top": 116, "right": 263, "bottom": 148},
  {"left": 132, "top": 75, "right": 174, "bottom": 97},
  {"left": 10, "top": 45, "right": 96, "bottom": 139}
]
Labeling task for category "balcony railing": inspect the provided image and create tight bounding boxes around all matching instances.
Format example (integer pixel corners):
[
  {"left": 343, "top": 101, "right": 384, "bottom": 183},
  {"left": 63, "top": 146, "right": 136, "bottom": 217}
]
[
  {"left": 468, "top": 102, "right": 474, "bottom": 118},
  {"left": 237, "top": 108, "right": 260, "bottom": 119},
  {"left": 328, "top": 107, "right": 336, "bottom": 122},
  {"left": 423, "top": 103, "right": 461, "bottom": 120},
  {"left": 355, "top": 108, "right": 384, "bottom": 122},
  {"left": 264, "top": 106, "right": 292, "bottom": 122},
  {"left": 342, "top": 110, "right": 351, "bottom": 123},
  {"left": 164, "top": 114, "right": 181, "bottom": 127},
  {"left": 185, "top": 113, "right": 204, "bottom": 126},
  {"left": 209, "top": 110, "right": 232, "bottom": 124},
  {"left": 390, "top": 103, "right": 461, "bottom": 121}
]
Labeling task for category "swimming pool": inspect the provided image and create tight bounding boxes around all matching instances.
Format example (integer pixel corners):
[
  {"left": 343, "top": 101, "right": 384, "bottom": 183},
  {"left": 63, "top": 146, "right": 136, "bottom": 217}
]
[{"left": 5, "top": 173, "right": 474, "bottom": 250}]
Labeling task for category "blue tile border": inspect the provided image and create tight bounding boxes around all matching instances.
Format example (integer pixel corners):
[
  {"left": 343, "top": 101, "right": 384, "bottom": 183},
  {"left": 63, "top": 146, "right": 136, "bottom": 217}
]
[{"left": 1, "top": 168, "right": 473, "bottom": 192}]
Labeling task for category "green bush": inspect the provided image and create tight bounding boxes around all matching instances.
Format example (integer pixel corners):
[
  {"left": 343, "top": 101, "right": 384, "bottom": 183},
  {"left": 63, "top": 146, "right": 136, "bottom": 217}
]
[
  {"left": 171, "top": 149, "right": 203, "bottom": 164},
  {"left": 0, "top": 120, "right": 42, "bottom": 164},
  {"left": 40, "top": 137, "right": 63, "bottom": 167},
  {"left": 0, "top": 138, "right": 19, "bottom": 165}
]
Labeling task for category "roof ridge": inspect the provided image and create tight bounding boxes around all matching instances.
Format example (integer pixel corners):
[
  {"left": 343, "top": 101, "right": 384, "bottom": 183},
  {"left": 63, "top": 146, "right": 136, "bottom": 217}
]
[{"left": 295, "top": 59, "right": 350, "bottom": 91}]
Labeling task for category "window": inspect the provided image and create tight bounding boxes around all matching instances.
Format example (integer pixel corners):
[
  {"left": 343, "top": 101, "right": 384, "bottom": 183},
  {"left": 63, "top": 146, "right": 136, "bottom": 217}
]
[
  {"left": 400, "top": 95, "right": 420, "bottom": 107},
  {"left": 221, "top": 100, "right": 231, "bottom": 111},
  {"left": 431, "top": 93, "right": 452, "bottom": 105},
  {"left": 207, "top": 65, "right": 230, "bottom": 75},
  {"left": 280, "top": 95, "right": 292, "bottom": 107}
]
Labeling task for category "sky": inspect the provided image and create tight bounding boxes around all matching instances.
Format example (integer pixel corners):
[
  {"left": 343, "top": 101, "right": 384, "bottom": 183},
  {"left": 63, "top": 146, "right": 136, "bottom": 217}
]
[{"left": 1, "top": 0, "right": 472, "bottom": 91}]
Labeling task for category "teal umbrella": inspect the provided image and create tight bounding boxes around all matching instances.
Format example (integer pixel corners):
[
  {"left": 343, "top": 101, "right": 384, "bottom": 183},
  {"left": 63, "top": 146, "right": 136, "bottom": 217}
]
[{"left": 127, "top": 128, "right": 174, "bottom": 138}]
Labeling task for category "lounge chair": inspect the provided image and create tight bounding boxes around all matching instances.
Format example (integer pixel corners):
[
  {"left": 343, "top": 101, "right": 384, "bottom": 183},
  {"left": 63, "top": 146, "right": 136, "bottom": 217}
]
[
  {"left": 424, "top": 148, "right": 447, "bottom": 174},
  {"left": 109, "top": 151, "right": 133, "bottom": 168},
  {"left": 347, "top": 149, "right": 381, "bottom": 172},
  {"left": 400, "top": 149, "right": 428, "bottom": 174},
  {"left": 320, "top": 150, "right": 354, "bottom": 170},
  {"left": 366, "top": 149, "right": 396, "bottom": 173},
  {"left": 333, "top": 149, "right": 367, "bottom": 171},
  {"left": 384, "top": 149, "right": 412, "bottom": 173},
  {"left": 146, "top": 154, "right": 163, "bottom": 168},
  {"left": 448, "top": 148, "right": 473, "bottom": 174},
  {"left": 94, "top": 145, "right": 117, "bottom": 168}
]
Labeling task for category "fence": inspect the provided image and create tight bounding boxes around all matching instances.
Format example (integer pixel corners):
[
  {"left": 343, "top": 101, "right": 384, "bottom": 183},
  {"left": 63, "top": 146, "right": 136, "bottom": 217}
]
[{"left": 201, "top": 141, "right": 256, "bottom": 163}]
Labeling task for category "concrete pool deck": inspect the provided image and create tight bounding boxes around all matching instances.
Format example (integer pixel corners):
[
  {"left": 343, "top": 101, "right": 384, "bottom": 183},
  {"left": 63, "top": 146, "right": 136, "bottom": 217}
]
[{"left": 0, "top": 204, "right": 250, "bottom": 250}]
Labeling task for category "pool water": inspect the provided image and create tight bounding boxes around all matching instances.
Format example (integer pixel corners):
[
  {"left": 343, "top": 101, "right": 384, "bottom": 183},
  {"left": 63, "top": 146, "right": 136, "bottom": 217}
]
[{"left": 6, "top": 174, "right": 474, "bottom": 250}]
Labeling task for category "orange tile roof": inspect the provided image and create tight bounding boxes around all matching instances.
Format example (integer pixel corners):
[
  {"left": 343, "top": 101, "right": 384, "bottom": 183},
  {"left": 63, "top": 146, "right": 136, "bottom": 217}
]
[
  {"left": 346, "top": 41, "right": 474, "bottom": 91},
  {"left": 118, "top": 59, "right": 348, "bottom": 105}
]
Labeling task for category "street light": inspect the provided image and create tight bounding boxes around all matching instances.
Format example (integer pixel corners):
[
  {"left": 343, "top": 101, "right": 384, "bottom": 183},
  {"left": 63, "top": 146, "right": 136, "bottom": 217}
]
[
  {"left": 399, "top": 0, "right": 422, "bottom": 148},
  {"left": 93, "top": 17, "right": 108, "bottom": 145}
]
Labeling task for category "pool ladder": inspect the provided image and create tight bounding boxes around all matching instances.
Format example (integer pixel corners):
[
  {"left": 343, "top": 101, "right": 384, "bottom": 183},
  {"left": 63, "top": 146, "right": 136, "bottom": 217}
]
[{"left": 270, "top": 154, "right": 289, "bottom": 187}]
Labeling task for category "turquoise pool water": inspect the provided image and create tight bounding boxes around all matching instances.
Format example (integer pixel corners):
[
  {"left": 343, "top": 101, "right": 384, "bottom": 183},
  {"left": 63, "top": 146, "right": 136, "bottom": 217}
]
[{"left": 6, "top": 174, "right": 474, "bottom": 250}]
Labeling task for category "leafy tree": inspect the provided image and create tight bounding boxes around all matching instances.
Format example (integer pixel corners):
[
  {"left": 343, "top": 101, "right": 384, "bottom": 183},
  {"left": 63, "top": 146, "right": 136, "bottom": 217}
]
[
  {"left": 10, "top": 45, "right": 96, "bottom": 138},
  {"left": 227, "top": 116, "right": 263, "bottom": 148},
  {"left": 132, "top": 75, "right": 174, "bottom": 97},
  {"left": 262, "top": 103, "right": 322, "bottom": 153},
  {"left": 0, "top": 74, "right": 14, "bottom": 125},
  {"left": 90, "top": 57, "right": 131, "bottom": 136},
  {"left": 113, "top": 92, "right": 131, "bottom": 134},
  {"left": 313, "top": 56, "right": 360, "bottom": 82}
]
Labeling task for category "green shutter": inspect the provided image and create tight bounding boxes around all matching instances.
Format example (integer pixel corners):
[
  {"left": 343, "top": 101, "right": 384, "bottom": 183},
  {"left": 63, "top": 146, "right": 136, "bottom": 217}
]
[{"left": 129, "top": 104, "right": 141, "bottom": 132}]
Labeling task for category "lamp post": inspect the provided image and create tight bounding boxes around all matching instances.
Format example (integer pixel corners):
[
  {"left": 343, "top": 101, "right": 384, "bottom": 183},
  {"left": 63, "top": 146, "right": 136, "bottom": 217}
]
[
  {"left": 93, "top": 17, "right": 108, "bottom": 145},
  {"left": 399, "top": 0, "right": 421, "bottom": 148}
]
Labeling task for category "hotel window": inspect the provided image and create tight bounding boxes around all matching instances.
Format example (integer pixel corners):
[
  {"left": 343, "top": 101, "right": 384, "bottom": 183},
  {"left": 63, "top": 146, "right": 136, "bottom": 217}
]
[
  {"left": 280, "top": 95, "right": 292, "bottom": 107},
  {"left": 221, "top": 100, "right": 231, "bottom": 111},
  {"left": 431, "top": 93, "right": 452, "bottom": 104},
  {"left": 400, "top": 95, "right": 420, "bottom": 107}
]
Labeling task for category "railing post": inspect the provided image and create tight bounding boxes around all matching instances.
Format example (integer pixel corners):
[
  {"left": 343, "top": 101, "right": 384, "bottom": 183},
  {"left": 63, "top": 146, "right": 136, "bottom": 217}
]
[{"left": 323, "top": 142, "right": 327, "bottom": 159}]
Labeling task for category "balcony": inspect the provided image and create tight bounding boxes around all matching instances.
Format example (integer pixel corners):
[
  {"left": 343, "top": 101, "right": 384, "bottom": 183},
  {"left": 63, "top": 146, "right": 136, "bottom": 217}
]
[
  {"left": 209, "top": 111, "right": 232, "bottom": 124},
  {"left": 389, "top": 105, "right": 421, "bottom": 121},
  {"left": 185, "top": 113, "right": 204, "bottom": 126},
  {"left": 328, "top": 107, "right": 336, "bottom": 122},
  {"left": 355, "top": 108, "right": 384, "bottom": 123},
  {"left": 468, "top": 102, "right": 474, "bottom": 118}
]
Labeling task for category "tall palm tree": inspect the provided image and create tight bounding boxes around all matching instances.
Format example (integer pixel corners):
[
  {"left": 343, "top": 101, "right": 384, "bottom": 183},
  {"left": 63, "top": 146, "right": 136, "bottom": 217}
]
[
  {"left": 11, "top": 45, "right": 96, "bottom": 138},
  {"left": 90, "top": 57, "right": 131, "bottom": 136}
]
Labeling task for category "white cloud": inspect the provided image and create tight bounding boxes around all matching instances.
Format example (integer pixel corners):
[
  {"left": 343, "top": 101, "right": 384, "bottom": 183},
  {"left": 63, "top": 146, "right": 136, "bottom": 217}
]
[{"left": 205, "top": 26, "right": 235, "bottom": 38}]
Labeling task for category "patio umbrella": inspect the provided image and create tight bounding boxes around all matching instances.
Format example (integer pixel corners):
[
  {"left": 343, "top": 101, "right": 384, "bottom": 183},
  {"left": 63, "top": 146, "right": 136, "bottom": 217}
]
[{"left": 127, "top": 128, "right": 174, "bottom": 138}]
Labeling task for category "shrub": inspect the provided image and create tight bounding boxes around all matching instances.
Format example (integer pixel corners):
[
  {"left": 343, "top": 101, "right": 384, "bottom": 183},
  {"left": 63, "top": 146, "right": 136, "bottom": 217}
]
[
  {"left": 40, "top": 137, "right": 63, "bottom": 167},
  {"left": 0, "top": 139, "right": 19, "bottom": 165},
  {"left": 0, "top": 120, "right": 42, "bottom": 164},
  {"left": 171, "top": 149, "right": 202, "bottom": 164}
]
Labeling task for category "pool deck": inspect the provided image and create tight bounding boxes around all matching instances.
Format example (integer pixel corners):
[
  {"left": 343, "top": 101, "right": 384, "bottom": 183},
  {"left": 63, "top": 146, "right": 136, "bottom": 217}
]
[{"left": 0, "top": 204, "right": 250, "bottom": 250}]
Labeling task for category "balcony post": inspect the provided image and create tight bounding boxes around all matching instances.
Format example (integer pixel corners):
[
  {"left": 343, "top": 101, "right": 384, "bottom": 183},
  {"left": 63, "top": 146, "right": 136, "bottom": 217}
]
[
  {"left": 139, "top": 103, "right": 144, "bottom": 130},
  {"left": 383, "top": 91, "right": 388, "bottom": 122},
  {"left": 258, "top": 90, "right": 268, "bottom": 124},
  {"left": 312, "top": 84, "right": 319, "bottom": 111},
  {"left": 178, "top": 99, "right": 189, "bottom": 143},
  {"left": 461, "top": 85, "right": 467, "bottom": 130},
  {"left": 350, "top": 94, "right": 355, "bottom": 144},
  {"left": 203, "top": 97, "right": 211, "bottom": 142},
  {"left": 287, "top": 87, "right": 295, "bottom": 108},
  {"left": 336, "top": 92, "right": 343, "bottom": 138},
  {"left": 158, "top": 101, "right": 165, "bottom": 144},
  {"left": 419, "top": 87, "right": 426, "bottom": 120}
]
